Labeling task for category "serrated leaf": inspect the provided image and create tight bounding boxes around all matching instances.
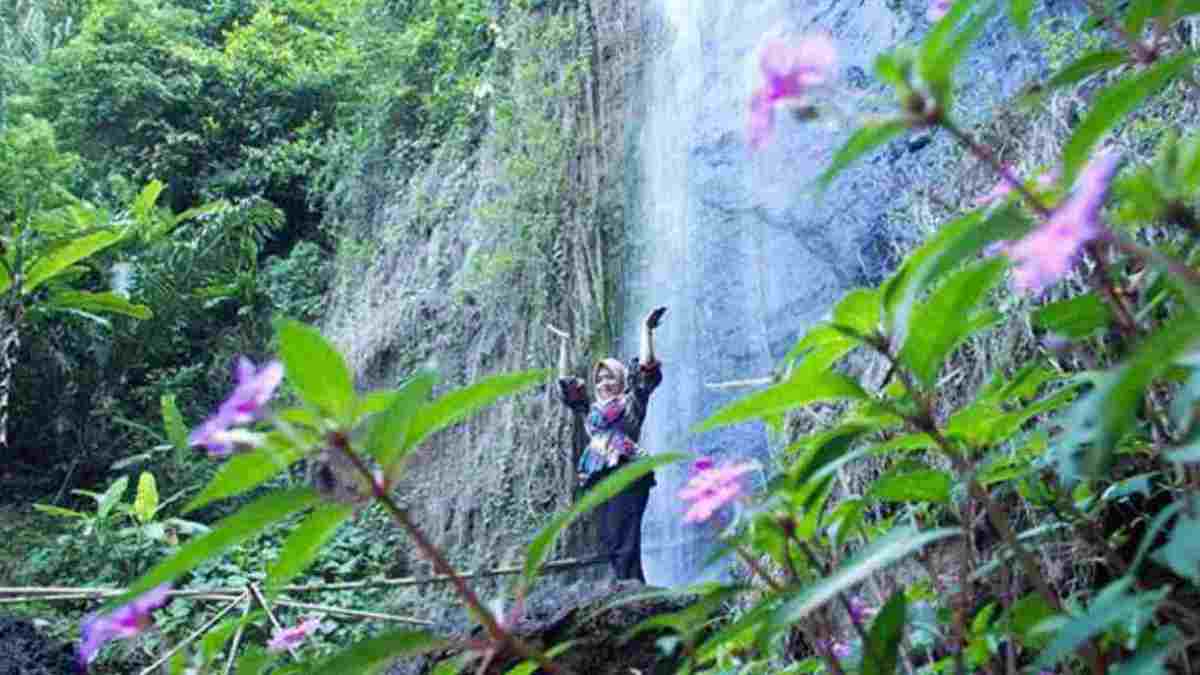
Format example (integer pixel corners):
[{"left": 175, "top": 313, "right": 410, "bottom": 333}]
[
  {"left": 113, "top": 488, "right": 320, "bottom": 608},
  {"left": 185, "top": 438, "right": 310, "bottom": 513},
  {"left": 900, "top": 257, "right": 1006, "bottom": 385},
  {"left": 1032, "top": 292, "right": 1112, "bottom": 338},
  {"left": 46, "top": 290, "right": 152, "bottom": 319},
  {"left": 98, "top": 476, "right": 129, "bottom": 520},
  {"left": 276, "top": 320, "right": 355, "bottom": 422},
  {"left": 869, "top": 469, "right": 953, "bottom": 503},
  {"left": 302, "top": 629, "right": 446, "bottom": 674},
  {"left": 523, "top": 454, "right": 684, "bottom": 585},
  {"left": 887, "top": 205, "right": 1031, "bottom": 350},
  {"left": 366, "top": 372, "right": 436, "bottom": 471},
  {"left": 695, "top": 363, "right": 867, "bottom": 433},
  {"left": 817, "top": 119, "right": 909, "bottom": 189},
  {"left": 1063, "top": 53, "right": 1195, "bottom": 184},
  {"left": 134, "top": 472, "right": 159, "bottom": 524},
  {"left": 862, "top": 591, "right": 907, "bottom": 675},
  {"left": 267, "top": 503, "right": 353, "bottom": 591},
  {"left": 773, "top": 527, "right": 960, "bottom": 629},
  {"left": 22, "top": 230, "right": 124, "bottom": 294},
  {"left": 403, "top": 369, "right": 549, "bottom": 450},
  {"left": 161, "top": 394, "right": 189, "bottom": 452}
]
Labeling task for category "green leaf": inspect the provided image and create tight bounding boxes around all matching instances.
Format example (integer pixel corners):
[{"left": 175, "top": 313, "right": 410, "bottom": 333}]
[
  {"left": 1009, "top": 592, "right": 1055, "bottom": 648},
  {"left": 97, "top": 476, "right": 129, "bottom": 520},
  {"left": 695, "top": 363, "right": 867, "bottom": 433},
  {"left": 1035, "top": 577, "right": 1167, "bottom": 668},
  {"left": 783, "top": 323, "right": 859, "bottom": 371},
  {"left": 505, "top": 641, "right": 575, "bottom": 675},
  {"left": 161, "top": 394, "right": 189, "bottom": 452},
  {"left": 817, "top": 119, "right": 909, "bottom": 189},
  {"left": 833, "top": 287, "right": 883, "bottom": 338},
  {"left": 886, "top": 205, "right": 1031, "bottom": 349},
  {"left": 302, "top": 629, "right": 446, "bottom": 674},
  {"left": 1063, "top": 53, "right": 1195, "bottom": 184},
  {"left": 32, "top": 504, "right": 87, "bottom": 519},
  {"left": 114, "top": 488, "right": 320, "bottom": 607},
  {"left": 267, "top": 503, "right": 353, "bottom": 591},
  {"left": 46, "top": 290, "right": 152, "bottom": 319},
  {"left": 1031, "top": 50, "right": 1129, "bottom": 100},
  {"left": 920, "top": 0, "right": 995, "bottom": 105},
  {"left": 22, "top": 230, "right": 124, "bottom": 294},
  {"left": 869, "top": 469, "right": 953, "bottom": 504},
  {"left": 131, "top": 180, "right": 164, "bottom": 224},
  {"left": 276, "top": 320, "right": 355, "bottom": 422},
  {"left": 1056, "top": 312, "right": 1200, "bottom": 480},
  {"left": 1009, "top": 0, "right": 1034, "bottom": 29},
  {"left": 1154, "top": 512, "right": 1200, "bottom": 582},
  {"left": 429, "top": 654, "right": 473, "bottom": 675},
  {"left": 773, "top": 528, "right": 960, "bottom": 629},
  {"left": 403, "top": 369, "right": 549, "bottom": 450},
  {"left": 1031, "top": 292, "right": 1112, "bottom": 338},
  {"left": 134, "top": 472, "right": 159, "bottom": 524},
  {"left": 185, "top": 438, "right": 311, "bottom": 513},
  {"left": 899, "top": 258, "right": 1007, "bottom": 386},
  {"left": 862, "top": 591, "right": 907, "bottom": 675},
  {"left": 366, "top": 372, "right": 437, "bottom": 471},
  {"left": 523, "top": 454, "right": 684, "bottom": 585}
]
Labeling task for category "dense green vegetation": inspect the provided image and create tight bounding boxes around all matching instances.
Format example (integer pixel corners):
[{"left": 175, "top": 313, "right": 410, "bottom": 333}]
[{"left": 0, "top": 0, "right": 494, "bottom": 496}]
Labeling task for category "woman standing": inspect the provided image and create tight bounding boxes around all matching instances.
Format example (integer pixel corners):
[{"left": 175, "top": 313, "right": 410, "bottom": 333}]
[{"left": 554, "top": 306, "right": 667, "bottom": 583}]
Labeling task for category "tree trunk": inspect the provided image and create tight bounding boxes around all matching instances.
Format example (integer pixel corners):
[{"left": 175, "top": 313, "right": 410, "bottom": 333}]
[{"left": 0, "top": 299, "right": 22, "bottom": 448}]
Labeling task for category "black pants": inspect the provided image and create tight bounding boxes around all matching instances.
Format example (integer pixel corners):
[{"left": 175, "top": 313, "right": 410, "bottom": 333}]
[{"left": 587, "top": 469, "right": 655, "bottom": 582}]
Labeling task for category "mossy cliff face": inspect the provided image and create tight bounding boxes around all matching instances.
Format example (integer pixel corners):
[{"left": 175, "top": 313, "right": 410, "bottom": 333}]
[{"left": 321, "top": 0, "right": 646, "bottom": 616}]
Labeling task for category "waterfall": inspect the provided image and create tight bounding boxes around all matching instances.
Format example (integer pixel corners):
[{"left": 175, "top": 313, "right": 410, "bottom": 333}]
[{"left": 622, "top": 0, "right": 1039, "bottom": 586}]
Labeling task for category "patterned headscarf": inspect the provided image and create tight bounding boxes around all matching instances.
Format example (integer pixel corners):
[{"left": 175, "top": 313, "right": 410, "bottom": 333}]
[{"left": 591, "top": 358, "right": 628, "bottom": 398}]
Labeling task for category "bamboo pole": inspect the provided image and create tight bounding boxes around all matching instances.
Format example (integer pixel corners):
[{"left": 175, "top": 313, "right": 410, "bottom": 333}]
[
  {"left": 222, "top": 585, "right": 254, "bottom": 675},
  {"left": 0, "top": 555, "right": 609, "bottom": 601},
  {"left": 138, "top": 592, "right": 248, "bottom": 675},
  {"left": 269, "top": 599, "right": 435, "bottom": 625}
]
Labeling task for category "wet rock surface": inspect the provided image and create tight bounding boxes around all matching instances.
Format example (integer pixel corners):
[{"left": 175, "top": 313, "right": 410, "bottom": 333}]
[
  {"left": 388, "top": 581, "right": 694, "bottom": 675},
  {"left": 0, "top": 615, "right": 74, "bottom": 675}
]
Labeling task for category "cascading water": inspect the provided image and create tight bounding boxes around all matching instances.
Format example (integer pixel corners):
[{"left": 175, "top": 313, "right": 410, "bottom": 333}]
[{"left": 622, "top": 0, "right": 1041, "bottom": 586}]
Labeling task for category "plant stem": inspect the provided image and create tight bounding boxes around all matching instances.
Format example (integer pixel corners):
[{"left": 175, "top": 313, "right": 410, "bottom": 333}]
[
  {"left": 335, "top": 442, "right": 570, "bottom": 675},
  {"left": 734, "top": 545, "right": 786, "bottom": 593}
]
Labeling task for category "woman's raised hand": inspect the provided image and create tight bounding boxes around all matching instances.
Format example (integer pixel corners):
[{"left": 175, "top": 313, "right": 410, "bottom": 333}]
[{"left": 644, "top": 306, "right": 667, "bottom": 331}]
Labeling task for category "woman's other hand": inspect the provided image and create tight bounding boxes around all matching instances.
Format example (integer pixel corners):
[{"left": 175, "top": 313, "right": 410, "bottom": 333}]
[{"left": 644, "top": 306, "right": 667, "bottom": 331}]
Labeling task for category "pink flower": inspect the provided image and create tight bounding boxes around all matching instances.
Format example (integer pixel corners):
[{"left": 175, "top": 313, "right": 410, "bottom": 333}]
[
  {"left": 748, "top": 34, "right": 837, "bottom": 149},
  {"left": 190, "top": 356, "right": 284, "bottom": 457},
  {"left": 78, "top": 584, "right": 172, "bottom": 669},
  {"left": 927, "top": 0, "right": 954, "bottom": 21},
  {"left": 678, "top": 460, "right": 758, "bottom": 523},
  {"left": 997, "top": 151, "right": 1120, "bottom": 293},
  {"left": 267, "top": 617, "right": 322, "bottom": 653}
]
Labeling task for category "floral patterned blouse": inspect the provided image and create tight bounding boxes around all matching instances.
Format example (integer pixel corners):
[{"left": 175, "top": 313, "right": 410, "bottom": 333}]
[{"left": 558, "top": 359, "right": 663, "bottom": 480}]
